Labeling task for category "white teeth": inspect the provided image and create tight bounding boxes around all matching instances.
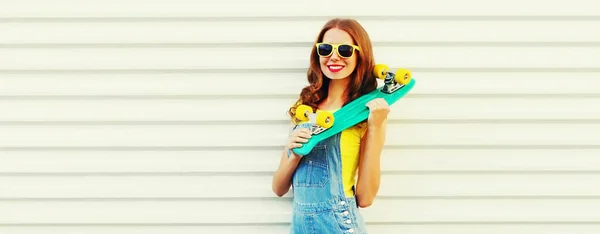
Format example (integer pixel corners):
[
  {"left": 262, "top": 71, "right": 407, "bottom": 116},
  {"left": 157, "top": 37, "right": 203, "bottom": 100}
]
[{"left": 329, "top": 66, "right": 343, "bottom": 69}]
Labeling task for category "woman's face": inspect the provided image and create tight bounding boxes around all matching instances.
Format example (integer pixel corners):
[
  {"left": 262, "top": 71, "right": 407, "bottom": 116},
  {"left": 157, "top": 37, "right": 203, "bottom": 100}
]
[{"left": 318, "top": 28, "right": 358, "bottom": 80}]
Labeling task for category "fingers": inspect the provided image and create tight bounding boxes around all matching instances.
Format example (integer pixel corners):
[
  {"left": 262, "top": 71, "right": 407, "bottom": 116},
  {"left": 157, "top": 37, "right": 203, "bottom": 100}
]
[
  {"left": 295, "top": 128, "right": 312, "bottom": 139},
  {"left": 366, "top": 98, "right": 390, "bottom": 110},
  {"left": 287, "top": 142, "right": 303, "bottom": 149},
  {"left": 287, "top": 128, "right": 313, "bottom": 149},
  {"left": 297, "top": 135, "right": 310, "bottom": 142}
]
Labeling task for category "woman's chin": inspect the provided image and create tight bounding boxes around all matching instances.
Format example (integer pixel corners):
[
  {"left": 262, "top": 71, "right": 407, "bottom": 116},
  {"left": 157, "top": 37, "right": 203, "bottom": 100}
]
[{"left": 323, "top": 72, "right": 351, "bottom": 80}]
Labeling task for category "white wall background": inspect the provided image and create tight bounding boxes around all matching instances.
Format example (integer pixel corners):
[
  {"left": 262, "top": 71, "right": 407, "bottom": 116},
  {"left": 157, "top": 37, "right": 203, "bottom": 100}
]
[{"left": 1, "top": 0, "right": 600, "bottom": 233}]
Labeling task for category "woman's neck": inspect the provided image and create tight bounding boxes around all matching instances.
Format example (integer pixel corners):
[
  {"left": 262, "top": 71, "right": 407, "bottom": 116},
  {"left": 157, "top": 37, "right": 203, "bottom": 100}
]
[{"left": 319, "top": 78, "right": 349, "bottom": 110}]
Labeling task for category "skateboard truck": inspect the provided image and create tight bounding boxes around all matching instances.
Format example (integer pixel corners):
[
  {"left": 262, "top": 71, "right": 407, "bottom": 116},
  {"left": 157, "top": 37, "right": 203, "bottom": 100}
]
[{"left": 374, "top": 64, "right": 412, "bottom": 94}]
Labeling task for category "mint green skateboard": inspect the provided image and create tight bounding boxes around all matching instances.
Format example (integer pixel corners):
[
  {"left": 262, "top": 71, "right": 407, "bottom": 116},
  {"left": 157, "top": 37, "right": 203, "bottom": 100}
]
[{"left": 292, "top": 64, "right": 415, "bottom": 156}]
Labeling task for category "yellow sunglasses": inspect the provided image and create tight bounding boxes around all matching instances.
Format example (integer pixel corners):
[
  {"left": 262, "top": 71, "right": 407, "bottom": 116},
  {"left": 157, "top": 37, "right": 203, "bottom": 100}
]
[{"left": 315, "top": 43, "right": 360, "bottom": 58}]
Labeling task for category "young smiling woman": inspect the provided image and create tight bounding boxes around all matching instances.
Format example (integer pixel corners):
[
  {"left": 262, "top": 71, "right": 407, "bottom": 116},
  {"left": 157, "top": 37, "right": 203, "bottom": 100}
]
[{"left": 272, "top": 18, "right": 390, "bottom": 233}]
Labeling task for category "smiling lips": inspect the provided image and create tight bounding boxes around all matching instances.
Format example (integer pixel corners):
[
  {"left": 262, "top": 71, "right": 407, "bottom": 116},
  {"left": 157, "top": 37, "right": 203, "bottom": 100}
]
[{"left": 327, "top": 64, "right": 345, "bottom": 72}]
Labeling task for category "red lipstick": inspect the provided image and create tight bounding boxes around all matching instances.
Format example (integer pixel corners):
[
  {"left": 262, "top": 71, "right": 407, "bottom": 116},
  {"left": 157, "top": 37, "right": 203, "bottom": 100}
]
[{"left": 327, "top": 64, "right": 344, "bottom": 73}]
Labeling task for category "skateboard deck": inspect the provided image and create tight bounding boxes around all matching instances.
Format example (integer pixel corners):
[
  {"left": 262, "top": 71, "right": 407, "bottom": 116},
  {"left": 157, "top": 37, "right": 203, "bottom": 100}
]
[{"left": 292, "top": 64, "right": 416, "bottom": 156}]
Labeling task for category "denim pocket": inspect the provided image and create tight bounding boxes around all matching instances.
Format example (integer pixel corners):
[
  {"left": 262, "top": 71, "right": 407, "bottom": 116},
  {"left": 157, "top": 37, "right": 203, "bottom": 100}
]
[{"left": 293, "top": 145, "right": 330, "bottom": 187}]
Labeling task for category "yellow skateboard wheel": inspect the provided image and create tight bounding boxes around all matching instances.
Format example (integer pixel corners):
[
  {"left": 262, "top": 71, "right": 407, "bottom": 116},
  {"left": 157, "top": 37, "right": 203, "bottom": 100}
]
[
  {"left": 395, "top": 68, "right": 411, "bottom": 85},
  {"left": 295, "top": 104, "right": 313, "bottom": 122},
  {"left": 315, "top": 111, "right": 334, "bottom": 128},
  {"left": 373, "top": 64, "right": 389, "bottom": 80}
]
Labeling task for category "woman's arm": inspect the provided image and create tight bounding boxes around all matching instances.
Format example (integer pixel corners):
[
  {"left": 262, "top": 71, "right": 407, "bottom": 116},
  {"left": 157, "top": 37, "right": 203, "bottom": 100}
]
[
  {"left": 272, "top": 148, "right": 302, "bottom": 197},
  {"left": 355, "top": 98, "right": 390, "bottom": 208},
  {"left": 271, "top": 124, "right": 312, "bottom": 197},
  {"left": 355, "top": 122, "right": 387, "bottom": 207}
]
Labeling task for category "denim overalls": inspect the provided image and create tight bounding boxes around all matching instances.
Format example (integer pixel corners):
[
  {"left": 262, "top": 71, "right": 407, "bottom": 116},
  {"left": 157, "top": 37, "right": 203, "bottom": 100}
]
[{"left": 289, "top": 123, "right": 368, "bottom": 234}]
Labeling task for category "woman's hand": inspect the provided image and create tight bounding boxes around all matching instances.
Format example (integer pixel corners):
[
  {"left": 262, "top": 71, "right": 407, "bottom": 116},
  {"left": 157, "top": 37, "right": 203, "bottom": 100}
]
[
  {"left": 366, "top": 98, "right": 391, "bottom": 128},
  {"left": 286, "top": 127, "right": 313, "bottom": 158}
]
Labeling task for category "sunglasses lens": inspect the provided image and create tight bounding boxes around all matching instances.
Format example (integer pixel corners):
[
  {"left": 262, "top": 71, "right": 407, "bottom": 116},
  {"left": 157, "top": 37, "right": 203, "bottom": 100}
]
[
  {"left": 338, "top": 45, "right": 354, "bottom": 57},
  {"left": 317, "top": 44, "right": 333, "bottom": 56}
]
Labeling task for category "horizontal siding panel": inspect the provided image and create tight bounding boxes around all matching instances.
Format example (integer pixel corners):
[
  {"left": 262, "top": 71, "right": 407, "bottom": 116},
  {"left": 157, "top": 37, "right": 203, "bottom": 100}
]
[
  {"left": 3, "top": 174, "right": 600, "bottom": 198},
  {"left": 2, "top": 149, "right": 600, "bottom": 173},
  {"left": 3, "top": 199, "right": 600, "bottom": 223},
  {"left": 1, "top": 72, "right": 599, "bottom": 96},
  {"left": 3, "top": 225, "right": 600, "bottom": 234},
  {"left": 3, "top": 21, "right": 599, "bottom": 44},
  {"left": 0, "top": 150, "right": 284, "bottom": 173},
  {"left": 0, "top": 226, "right": 289, "bottom": 234},
  {"left": 379, "top": 174, "right": 600, "bottom": 197},
  {"left": 1, "top": 175, "right": 277, "bottom": 198},
  {"left": 3, "top": 47, "right": 600, "bottom": 70},
  {"left": 0, "top": 73, "right": 306, "bottom": 96},
  {"left": 2, "top": 98, "right": 599, "bottom": 121},
  {"left": 1, "top": 124, "right": 599, "bottom": 147},
  {"left": 0, "top": 150, "right": 283, "bottom": 173},
  {"left": 0, "top": 199, "right": 291, "bottom": 224},
  {"left": 368, "top": 225, "right": 600, "bottom": 234},
  {"left": 387, "top": 149, "right": 600, "bottom": 172},
  {"left": 1, "top": 0, "right": 597, "bottom": 17}
]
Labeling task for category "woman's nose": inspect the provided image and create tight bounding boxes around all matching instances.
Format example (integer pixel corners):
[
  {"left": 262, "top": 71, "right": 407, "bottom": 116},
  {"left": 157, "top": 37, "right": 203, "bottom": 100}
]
[{"left": 329, "top": 49, "right": 341, "bottom": 60}]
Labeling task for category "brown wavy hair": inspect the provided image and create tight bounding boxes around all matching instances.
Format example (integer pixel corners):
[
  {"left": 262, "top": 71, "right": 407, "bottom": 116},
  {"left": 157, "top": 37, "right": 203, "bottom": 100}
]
[{"left": 288, "top": 18, "right": 377, "bottom": 124}]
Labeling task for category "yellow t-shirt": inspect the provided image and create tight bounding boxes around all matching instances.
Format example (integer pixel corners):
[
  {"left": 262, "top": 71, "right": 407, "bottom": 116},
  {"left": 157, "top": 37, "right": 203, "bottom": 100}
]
[{"left": 339, "top": 122, "right": 368, "bottom": 197}]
